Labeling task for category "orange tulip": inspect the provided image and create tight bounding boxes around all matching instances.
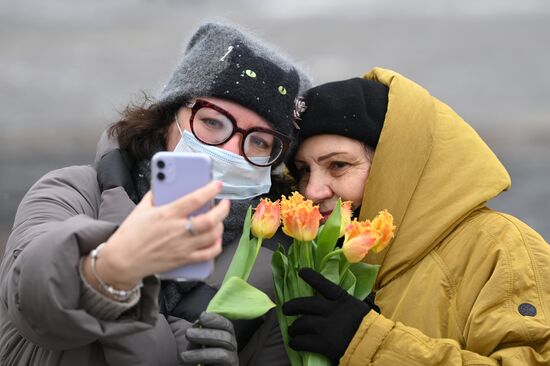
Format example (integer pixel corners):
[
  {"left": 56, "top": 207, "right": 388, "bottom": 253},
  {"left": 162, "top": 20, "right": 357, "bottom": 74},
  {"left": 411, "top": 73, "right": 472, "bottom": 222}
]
[
  {"left": 281, "top": 192, "right": 322, "bottom": 242},
  {"left": 342, "top": 220, "right": 376, "bottom": 263},
  {"left": 370, "top": 210, "right": 395, "bottom": 253},
  {"left": 251, "top": 198, "right": 281, "bottom": 239},
  {"left": 339, "top": 201, "right": 353, "bottom": 238}
]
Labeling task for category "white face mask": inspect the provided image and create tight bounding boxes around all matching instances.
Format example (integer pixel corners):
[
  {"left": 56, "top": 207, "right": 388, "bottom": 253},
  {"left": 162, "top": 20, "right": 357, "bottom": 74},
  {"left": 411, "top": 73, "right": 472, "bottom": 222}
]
[{"left": 174, "top": 130, "right": 272, "bottom": 200}]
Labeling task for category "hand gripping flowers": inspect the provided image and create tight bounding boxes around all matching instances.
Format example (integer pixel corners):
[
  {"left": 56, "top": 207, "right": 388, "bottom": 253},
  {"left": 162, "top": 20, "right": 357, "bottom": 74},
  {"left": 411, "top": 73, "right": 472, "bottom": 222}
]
[{"left": 208, "top": 192, "right": 395, "bottom": 366}]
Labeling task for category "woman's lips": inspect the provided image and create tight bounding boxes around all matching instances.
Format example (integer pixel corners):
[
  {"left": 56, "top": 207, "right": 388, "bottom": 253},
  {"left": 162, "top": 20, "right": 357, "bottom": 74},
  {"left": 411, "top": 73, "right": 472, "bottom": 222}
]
[{"left": 321, "top": 210, "right": 333, "bottom": 221}]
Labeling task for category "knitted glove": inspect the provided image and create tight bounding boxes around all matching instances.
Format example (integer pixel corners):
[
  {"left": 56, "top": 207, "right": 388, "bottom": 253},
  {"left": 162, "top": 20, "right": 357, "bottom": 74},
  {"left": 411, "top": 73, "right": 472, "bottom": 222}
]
[
  {"left": 283, "top": 268, "right": 371, "bottom": 365},
  {"left": 181, "top": 312, "right": 239, "bottom": 366},
  {"left": 96, "top": 149, "right": 136, "bottom": 195}
]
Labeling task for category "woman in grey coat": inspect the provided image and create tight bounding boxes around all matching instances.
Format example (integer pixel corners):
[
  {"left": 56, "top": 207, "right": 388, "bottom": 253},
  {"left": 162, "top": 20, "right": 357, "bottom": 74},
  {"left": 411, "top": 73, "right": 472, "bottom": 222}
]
[{"left": 0, "top": 22, "right": 310, "bottom": 366}]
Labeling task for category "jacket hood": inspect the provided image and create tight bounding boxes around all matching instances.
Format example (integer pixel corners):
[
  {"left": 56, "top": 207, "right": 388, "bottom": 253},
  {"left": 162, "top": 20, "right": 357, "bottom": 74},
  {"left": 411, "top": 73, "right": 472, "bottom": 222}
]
[{"left": 360, "top": 68, "right": 511, "bottom": 289}]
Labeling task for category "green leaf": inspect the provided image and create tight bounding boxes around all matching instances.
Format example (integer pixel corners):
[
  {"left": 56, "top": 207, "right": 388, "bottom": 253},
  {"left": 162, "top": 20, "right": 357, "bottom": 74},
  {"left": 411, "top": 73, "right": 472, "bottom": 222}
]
[
  {"left": 286, "top": 264, "right": 301, "bottom": 300},
  {"left": 272, "top": 250, "right": 288, "bottom": 309},
  {"left": 272, "top": 251, "right": 303, "bottom": 366},
  {"left": 207, "top": 277, "right": 275, "bottom": 319},
  {"left": 349, "top": 262, "right": 380, "bottom": 300},
  {"left": 320, "top": 258, "right": 340, "bottom": 285},
  {"left": 303, "top": 352, "right": 331, "bottom": 366},
  {"left": 311, "top": 240, "right": 318, "bottom": 264},
  {"left": 340, "top": 269, "right": 356, "bottom": 296},
  {"left": 241, "top": 237, "right": 259, "bottom": 281},
  {"left": 297, "top": 267, "right": 315, "bottom": 298},
  {"left": 288, "top": 242, "right": 315, "bottom": 298},
  {"left": 223, "top": 206, "right": 257, "bottom": 284},
  {"left": 315, "top": 199, "right": 342, "bottom": 269},
  {"left": 274, "top": 302, "right": 303, "bottom": 366},
  {"left": 276, "top": 243, "right": 287, "bottom": 256}
]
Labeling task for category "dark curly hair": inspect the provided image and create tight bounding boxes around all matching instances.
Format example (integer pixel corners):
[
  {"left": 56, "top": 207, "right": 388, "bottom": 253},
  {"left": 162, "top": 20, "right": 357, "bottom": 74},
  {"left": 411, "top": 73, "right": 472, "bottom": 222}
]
[{"left": 108, "top": 93, "right": 182, "bottom": 161}]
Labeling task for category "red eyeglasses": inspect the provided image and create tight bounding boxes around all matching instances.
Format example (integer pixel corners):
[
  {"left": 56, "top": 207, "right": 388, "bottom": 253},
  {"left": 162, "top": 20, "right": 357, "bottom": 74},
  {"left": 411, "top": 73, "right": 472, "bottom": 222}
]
[{"left": 185, "top": 99, "right": 290, "bottom": 167}]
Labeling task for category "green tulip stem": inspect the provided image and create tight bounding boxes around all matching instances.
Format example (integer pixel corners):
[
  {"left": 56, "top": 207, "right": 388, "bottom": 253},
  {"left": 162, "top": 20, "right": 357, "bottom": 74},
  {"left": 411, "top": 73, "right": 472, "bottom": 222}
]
[
  {"left": 291, "top": 240, "right": 299, "bottom": 270},
  {"left": 319, "top": 248, "right": 343, "bottom": 270},
  {"left": 297, "top": 241, "right": 314, "bottom": 269},
  {"left": 255, "top": 237, "right": 263, "bottom": 257}
]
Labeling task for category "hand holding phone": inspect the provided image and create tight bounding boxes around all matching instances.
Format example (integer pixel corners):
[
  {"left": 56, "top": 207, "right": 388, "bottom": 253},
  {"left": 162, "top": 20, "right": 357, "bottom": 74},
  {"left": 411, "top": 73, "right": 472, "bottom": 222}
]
[{"left": 152, "top": 152, "right": 215, "bottom": 281}]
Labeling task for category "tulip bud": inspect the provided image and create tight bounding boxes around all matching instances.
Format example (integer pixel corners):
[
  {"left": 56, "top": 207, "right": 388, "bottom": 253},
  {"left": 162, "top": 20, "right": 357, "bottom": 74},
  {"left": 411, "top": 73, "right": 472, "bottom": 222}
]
[
  {"left": 342, "top": 220, "right": 376, "bottom": 263},
  {"left": 251, "top": 198, "right": 281, "bottom": 239},
  {"left": 281, "top": 192, "right": 322, "bottom": 242},
  {"left": 370, "top": 210, "right": 395, "bottom": 253}
]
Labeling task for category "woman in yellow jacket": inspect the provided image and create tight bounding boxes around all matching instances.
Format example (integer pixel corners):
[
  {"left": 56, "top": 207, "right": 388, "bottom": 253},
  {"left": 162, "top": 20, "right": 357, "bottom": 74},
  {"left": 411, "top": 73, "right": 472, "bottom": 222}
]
[{"left": 283, "top": 68, "right": 550, "bottom": 365}]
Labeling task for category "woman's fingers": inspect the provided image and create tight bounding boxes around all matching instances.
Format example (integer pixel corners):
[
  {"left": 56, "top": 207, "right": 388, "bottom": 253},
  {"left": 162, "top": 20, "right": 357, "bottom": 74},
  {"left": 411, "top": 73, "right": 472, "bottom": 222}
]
[
  {"left": 183, "top": 237, "right": 223, "bottom": 263},
  {"left": 134, "top": 221, "right": 222, "bottom": 271},
  {"left": 108, "top": 182, "right": 229, "bottom": 277},
  {"left": 183, "top": 199, "right": 231, "bottom": 236},
  {"left": 175, "top": 222, "right": 224, "bottom": 252}
]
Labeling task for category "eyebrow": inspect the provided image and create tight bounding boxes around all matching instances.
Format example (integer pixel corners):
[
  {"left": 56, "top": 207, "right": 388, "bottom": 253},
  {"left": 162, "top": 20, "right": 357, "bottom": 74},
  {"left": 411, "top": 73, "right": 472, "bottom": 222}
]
[
  {"left": 317, "top": 152, "right": 347, "bottom": 162},
  {"left": 294, "top": 152, "right": 349, "bottom": 165}
]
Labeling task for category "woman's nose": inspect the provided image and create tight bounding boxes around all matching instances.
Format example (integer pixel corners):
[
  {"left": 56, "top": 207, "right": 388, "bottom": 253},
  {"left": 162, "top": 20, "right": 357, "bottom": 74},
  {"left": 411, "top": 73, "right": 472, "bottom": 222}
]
[
  {"left": 219, "top": 133, "right": 242, "bottom": 155},
  {"left": 303, "top": 176, "right": 333, "bottom": 203}
]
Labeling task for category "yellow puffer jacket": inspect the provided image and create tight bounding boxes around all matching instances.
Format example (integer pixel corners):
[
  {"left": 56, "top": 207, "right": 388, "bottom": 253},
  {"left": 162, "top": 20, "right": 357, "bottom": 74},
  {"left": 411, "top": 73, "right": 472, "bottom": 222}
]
[{"left": 341, "top": 68, "right": 550, "bottom": 365}]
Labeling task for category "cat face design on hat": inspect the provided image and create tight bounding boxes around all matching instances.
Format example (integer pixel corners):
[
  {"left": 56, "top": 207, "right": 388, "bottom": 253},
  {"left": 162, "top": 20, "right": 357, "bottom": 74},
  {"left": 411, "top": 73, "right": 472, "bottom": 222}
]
[
  {"left": 158, "top": 22, "right": 312, "bottom": 151},
  {"left": 212, "top": 42, "right": 300, "bottom": 136}
]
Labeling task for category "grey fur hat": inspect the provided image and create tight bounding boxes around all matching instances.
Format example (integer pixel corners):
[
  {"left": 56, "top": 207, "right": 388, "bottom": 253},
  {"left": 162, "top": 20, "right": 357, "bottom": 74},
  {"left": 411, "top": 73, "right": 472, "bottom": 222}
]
[{"left": 158, "top": 22, "right": 312, "bottom": 139}]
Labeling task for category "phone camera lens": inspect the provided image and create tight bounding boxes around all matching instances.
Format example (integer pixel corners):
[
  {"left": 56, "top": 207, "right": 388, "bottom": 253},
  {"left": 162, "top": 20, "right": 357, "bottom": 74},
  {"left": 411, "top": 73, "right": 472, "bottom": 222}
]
[
  {"left": 157, "top": 160, "right": 165, "bottom": 169},
  {"left": 157, "top": 172, "right": 165, "bottom": 181}
]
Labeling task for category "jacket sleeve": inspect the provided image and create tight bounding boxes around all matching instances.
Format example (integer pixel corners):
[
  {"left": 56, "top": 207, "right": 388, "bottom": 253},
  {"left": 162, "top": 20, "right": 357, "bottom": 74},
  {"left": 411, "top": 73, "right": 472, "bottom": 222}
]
[
  {"left": 99, "top": 314, "right": 192, "bottom": 366},
  {"left": 0, "top": 166, "right": 176, "bottom": 357},
  {"left": 340, "top": 228, "right": 550, "bottom": 366},
  {"left": 340, "top": 311, "right": 550, "bottom": 365}
]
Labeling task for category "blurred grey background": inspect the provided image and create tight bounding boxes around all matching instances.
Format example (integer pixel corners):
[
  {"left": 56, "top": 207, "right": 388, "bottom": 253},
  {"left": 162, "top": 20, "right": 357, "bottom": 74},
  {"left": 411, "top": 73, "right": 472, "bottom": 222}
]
[{"left": 1, "top": 0, "right": 549, "bottom": 257}]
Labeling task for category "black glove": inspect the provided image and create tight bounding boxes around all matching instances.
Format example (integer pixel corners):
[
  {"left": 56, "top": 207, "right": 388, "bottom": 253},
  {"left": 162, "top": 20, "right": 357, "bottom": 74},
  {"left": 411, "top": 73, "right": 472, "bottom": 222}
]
[
  {"left": 96, "top": 148, "right": 136, "bottom": 196},
  {"left": 167, "top": 282, "right": 262, "bottom": 352},
  {"left": 181, "top": 312, "right": 239, "bottom": 366},
  {"left": 282, "top": 268, "right": 371, "bottom": 365}
]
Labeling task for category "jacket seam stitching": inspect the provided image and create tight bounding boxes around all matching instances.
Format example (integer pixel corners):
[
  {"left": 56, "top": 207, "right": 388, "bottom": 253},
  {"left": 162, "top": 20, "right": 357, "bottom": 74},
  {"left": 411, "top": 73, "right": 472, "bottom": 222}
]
[
  {"left": 477, "top": 224, "right": 535, "bottom": 345},
  {"left": 428, "top": 251, "right": 467, "bottom": 346},
  {"left": 490, "top": 212, "right": 548, "bottom": 342}
]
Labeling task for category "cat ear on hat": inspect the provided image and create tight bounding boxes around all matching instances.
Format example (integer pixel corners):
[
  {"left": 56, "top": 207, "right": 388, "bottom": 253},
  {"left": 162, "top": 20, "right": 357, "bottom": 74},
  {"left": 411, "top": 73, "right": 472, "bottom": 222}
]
[{"left": 184, "top": 22, "right": 217, "bottom": 52}]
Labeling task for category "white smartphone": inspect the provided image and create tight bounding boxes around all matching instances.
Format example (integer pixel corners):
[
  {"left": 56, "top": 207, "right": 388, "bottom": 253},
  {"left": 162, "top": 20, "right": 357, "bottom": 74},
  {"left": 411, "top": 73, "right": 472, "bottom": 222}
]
[{"left": 151, "top": 152, "right": 214, "bottom": 281}]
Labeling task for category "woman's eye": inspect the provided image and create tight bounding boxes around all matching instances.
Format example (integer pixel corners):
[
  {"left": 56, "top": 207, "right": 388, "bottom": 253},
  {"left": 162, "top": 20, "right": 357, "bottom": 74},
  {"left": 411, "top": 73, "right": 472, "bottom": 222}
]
[
  {"left": 330, "top": 161, "right": 349, "bottom": 171},
  {"left": 250, "top": 136, "right": 270, "bottom": 149},
  {"left": 297, "top": 165, "right": 310, "bottom": 176},
  {"left": 201, "top": 118, "right": 224, "bottom": 129}
]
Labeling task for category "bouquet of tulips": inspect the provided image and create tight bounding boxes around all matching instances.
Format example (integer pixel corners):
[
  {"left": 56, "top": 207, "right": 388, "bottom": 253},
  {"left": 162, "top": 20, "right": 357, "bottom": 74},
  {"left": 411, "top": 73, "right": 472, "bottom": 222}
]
[{"left": 208, "top": 192, "right": 395, "bottom": 366}]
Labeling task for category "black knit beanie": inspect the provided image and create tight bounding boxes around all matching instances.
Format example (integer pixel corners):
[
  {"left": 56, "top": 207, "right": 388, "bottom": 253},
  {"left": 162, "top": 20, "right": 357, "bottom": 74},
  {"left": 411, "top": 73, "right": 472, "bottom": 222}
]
[{"left": 295, "top": 77, "right": 389, "bottom": 150}]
